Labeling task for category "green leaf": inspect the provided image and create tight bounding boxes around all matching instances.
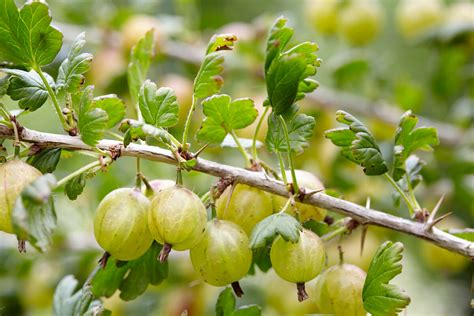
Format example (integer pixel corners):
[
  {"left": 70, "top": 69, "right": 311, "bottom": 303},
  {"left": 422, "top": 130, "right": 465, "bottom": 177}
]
[
  {"left": 2, "top": 69, "right": 54, "bottom": 111},
  {"left": 393, "top": 111, "right": 439, "bottom": 181},
  {"left": 265, "top": 105, "right": 315, "bottom": 154},
  {"left": 127, "top": 29, "right": 155, "bottom": 104},
  {"left": 325, "top": 111, "right": 388, "bottom": 176},
  {"left": 64, "top": 173, "right": 87, "bottom": 201},
  {"left": 197, "top": 94, "right": 257, "bottom": 144},
  {"left": 77, "top": 86, "right": 108, "bottom": 147},
  {"left": 249, "top": 213, "right": 303, "bottom": 249},
  {"left": 215, "top": 288, "right": 236, "bottom": 316},
  {"left": 11, "top": 174, "right": 57, "bottom": 252},
  {"left": 302, "top": 220, "right": 329, "bottom": 236},
  {"left": 0, "top": 0, "right": 63, "bottom": 68},
  {"left": 194, "top": 34, "right": 237, "bottom": 99},
  {"left": 264, "top": 17, "right": 294, "bottom": 73},
  {"left": 27, "top": 148, "right": 61, "bottom": 173},
  {"left": 94, "top": 94, "right": 125, "bottom": 129},
  {"left": 363, "top": 241, "right": 410, "bottom": 316},
  {"left": 266, "top": 53, "right": 307, "bottom": 115},
  {"left": 448, "top": 229, "right": 474, "bottom": 242},
  {"left": 251, "top": 246, "right": 272, "bottom": 273},
  {"left": 119, "top": 119, "right": 171, "bottom": 147},
  {"left": 138, "top": 80, "right": 179, "bottom": 128},
  {"left": 92, "top": 242, "right": 168, "bottom": 301},
  {"left": 57, "top": 32, "right": 93, "bottom": 94},
  {"left": 53, "top": 275, "right": 106, "bottom": 316},
  {"left": 0, "top": 75, "right": 9, "bottom": 96},
  {"left": 234, "top": 305, "right": 262, "bottom": 316}
]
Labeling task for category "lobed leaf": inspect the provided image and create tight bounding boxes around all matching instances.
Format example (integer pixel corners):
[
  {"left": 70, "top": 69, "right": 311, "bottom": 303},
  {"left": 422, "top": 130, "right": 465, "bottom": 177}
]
[
  {"left": 64, "top": 173, "right": 87, "bottom": 201},
  {"left": 27, "top": 148, "right": 62, "bottom": 174},
  {"left": 363, "top": 241, "right": 410, "bottom": 316},
  {"left": 215, "top": 288, "right": 236, "bottom": 316},
  {"left": 249, "top": 213, "right": 303, "bottom": 249},
  {"left": 119, "top": 119, "right": 171, "bottom": 147},
  {"left": 325, "top": 111, "right": 388, "bottom": 176},
  {"left": 206, "top": 34, "right": 238, "bottom": 54},
  {"left": 0, "top": 0, "right": 63, "bottom": 69},
  {"left": 264, "top": 17, "right": 294, "bottom": 73},
  {"left": 2, "top": 69, "right": 54, "bottom": 111},
  {"left": 57, "top": 32, "right": 93, "bottom": 93},
  {"left": 127, "top": 29, "right": 155, "bottom": 104},
  {"left": 92, "top": 242, "right": 168, "bottom": 301},
  {"left": 393, "top": 111, "right": 438, "bottom": 181},
  {"left": 77, "top": 86, "right": 108, "bottom": 147},
  {"left": 265, "top": 105, "right": 315, "bottom": 154},
  {"left": 94, "top": 94, "right": 125, "bottom": 129},
  {"left": 234, "top": 305, "right": 262, "bottom": 316},
  {"left": 139, "top": 80, "right": 179, "bottom": 128},
  {"left": 197, "top": 94, "right": 257, "bottom": 144},
  {"left": 11, "top": 174, "right": 57, "bottom": 252}
]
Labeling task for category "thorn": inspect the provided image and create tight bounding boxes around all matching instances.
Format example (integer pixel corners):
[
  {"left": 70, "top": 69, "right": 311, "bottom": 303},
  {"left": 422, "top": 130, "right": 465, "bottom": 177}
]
[
  {"left": 426, "top": 195, "right": 445, "bottom": 225},
  {"left": 425, "top": 212, "right": 453, "bottom": 232},
  {"left": 304, "top": 189, "right": 325, "bottom": 199},
  {"left": 360, "top": 225, "right": 368, "bottom": 256},
  {"left": 193, "top": 143, "right": 209, "bottom": 158},
  {"left": 365, "top": 196, "right": 371, "bottom": 209}
]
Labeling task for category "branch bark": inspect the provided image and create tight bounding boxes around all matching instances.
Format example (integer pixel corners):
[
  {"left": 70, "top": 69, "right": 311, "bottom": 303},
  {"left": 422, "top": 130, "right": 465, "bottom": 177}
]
[{"left": 0, "top": 125, "right": 472, "bottom": 258}]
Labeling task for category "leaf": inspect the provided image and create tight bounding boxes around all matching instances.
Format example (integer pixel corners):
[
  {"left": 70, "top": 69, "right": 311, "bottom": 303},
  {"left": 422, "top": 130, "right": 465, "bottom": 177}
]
[
  {"left": 53, "top": 275, "right": 106, "bottom": 316},
  {"left": 11, "top": 174, "right": 57, "bottom": 252},
  {"left": 27, "top": 148, "right": 61, "bottom": 173},
  {"left": 119, "top": 119, "right": 171, "bottom": 147},
  {"left": 127, "top": 29, "right": 155, "bottom": 104},
  {"left": 138, "top": 80, "right": 179, "bottom": 128},
  {"left": 197, "top": 94, "right": 257, "bottom": 144},
  {"left": 302, "top": 220, "right": 329, "bottom": 236},
  {"left": 92, "top": 242, "right": 168, "bottom": 301},
  {"left": 0, "top": 0, "right": 63, "bottom": 68},
  {"left": 266, "top": 53, "right": 307, "bottom": 115},
  {"left": 448, "top": 228, "right": 474, "bottom": 242},
  {"left": 251, "top": 246, "right": 272, "bottom": 273},
  {"left": 78, "top": 86, "right": 108, "bottom": 147},
  {"left": 325, "top": 111, "right": 388, "bottom": 176},
  {"left": 234, "top": 305, "right": 262, "bottom": 316},
  {"left": 363, "top": 241, "right": 410, "bottom": 316},
  {"left": 194, "top": 34, "right": 237, "bottom": 99},
  {"left": 2, "top": 69, "right": 54, "bottom": 111},
  {"left": 249, "top": 213, "right": 303, "bottom": 249},
  {"left": 265, "top": 105, "right": 315, "bottom": 154},
  {"left": 94, "top": 94, "right": 125, "bottom": 128},
  {"left": 264, "top": 17, "right": 294, "bottom": 73},
  {"left": 215, "top": 288, "right": 236, "bottom": 316},
  {"left": 393, "top": 111, "right": 439, "bottom": 181},
  {"left": 64, "top": 173, "right": 87, "bottom": 201},
  {"left": 57, "top": 32, "right": 93, "bottom": 93}
]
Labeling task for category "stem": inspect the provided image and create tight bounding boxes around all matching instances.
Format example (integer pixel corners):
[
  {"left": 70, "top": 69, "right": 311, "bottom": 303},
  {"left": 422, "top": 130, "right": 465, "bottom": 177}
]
[
  {"left": 135, "top": 158, "right": 142, "bottom": 189},
  {"left": 405, "top": 173, "right": 422, "bottom": 211},
  {"left": 321, "top": 226, "right": 348, "bottom": 242},
  {"left": 252, "top": 106, "right": 269, "bottom": 161},
  {"left": 106, "top": 131, "right": 124, "bottom": 141},
  {"left": 278, "top": 115, "right": 298, "bottom": 193},
  {"left": 276, "top": 151, "right": 287, "bottom": 184},
  {"left": 383, "top": 173, "right": 415, "bottom": 216},
  {"left": 182, "top": 95, "right": 197, "bottom": 148},
  {"left": 230, "top": 130, "right": 251, "bottom": 167},
  {"left": 57, "top": 157, "right": 111, "bottom": 187},
  {"left": 35, "top": 68, "right": 71, "bottom": 132}
]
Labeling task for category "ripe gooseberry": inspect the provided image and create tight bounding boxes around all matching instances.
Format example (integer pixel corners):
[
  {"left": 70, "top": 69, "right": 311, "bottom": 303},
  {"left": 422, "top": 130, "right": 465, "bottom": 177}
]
[
  {"left": 270, "top": 229, "right": 325, "bottom": 301},
  {"left": 148, "top": 185, "right": 207, "bottom": 262},
  {"left": 0, "top": 159, "right": 41, "bottom": 234},
  {"left": 190, "top": 219, "right": 252, "bottom": 296},
  {"left": 216, "top": 184, "right": 273, "bottom": 236},
  {"left": 338, "top": 0, "right": 383, "bottom": 46},
  {"left": 311, "top": 263, "right": 366, "bottom": 315},
  {"left": 94, "top": 188, "right": 153, "bottom": 261},
  {"left": 305, "top": 0, "right": 340, "bottom": 35},
  {"left": 143, "top": 179, "right": 174, "bottom": 198},
  {"left": 396, "top": 0, "right": 443, "bottom": 39},
  {"left": 273, "top": 170, "right": 327, "bottom": 223}
]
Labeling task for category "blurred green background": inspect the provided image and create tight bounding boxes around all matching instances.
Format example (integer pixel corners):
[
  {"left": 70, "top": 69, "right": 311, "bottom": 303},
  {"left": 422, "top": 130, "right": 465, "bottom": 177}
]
[{"left": 0, "top": 0, "right": 473, "bottom": 315}]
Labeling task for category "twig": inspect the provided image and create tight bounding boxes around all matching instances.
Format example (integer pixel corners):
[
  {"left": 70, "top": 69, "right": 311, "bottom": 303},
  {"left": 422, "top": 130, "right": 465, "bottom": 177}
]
[{"left": 0, "top": 125, "right": 472, "bottom": 257}]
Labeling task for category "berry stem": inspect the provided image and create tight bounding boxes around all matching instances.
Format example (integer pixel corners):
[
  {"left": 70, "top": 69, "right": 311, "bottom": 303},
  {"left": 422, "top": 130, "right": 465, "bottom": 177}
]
[
  {"left": 159, "top": 243, "right": 172, "bottom": 263},
  {"left": 231, "top": 281, "right": 244, "bottom": 297},
  {"left": 56, "top": 157, "right": 112, "bottom": 187},
  {"left": 296, "top": 282, "right": 309, "bottom": 302}
]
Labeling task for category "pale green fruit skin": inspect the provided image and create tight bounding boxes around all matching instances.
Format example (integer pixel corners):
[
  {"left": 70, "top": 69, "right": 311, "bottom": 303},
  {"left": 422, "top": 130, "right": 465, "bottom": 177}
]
[
  {"left": 306, "top": 0, "right": 339, "bottom": 35},
  {"left": 149, "top": 186, "right": 207, "bottom": 251},
  {"left": 216, "top": 184, "right": 273, "bottom": 236},
  {"left": 190, "top": 219, "right": 252, "bottom": 286},
  {"left": 94, "top": 188, "right": 153, "bottom": 261},
  {"left": 396, "top": 0, "right": 443, "bottom": 39},
  {"left": 273, "top": 170, "right": 327, "bottom": 222},
  {"left": 339, "top": 1, "right": 383, "bottom": 46},
  {"left": 143, "top": 179, "right": 174, "bottom": 198},
  {"left": 311, "top": 264, "right": 366, "bottom": 316},
  {"left": 270, "top": 229, "right": 325, "bottom": 283},
  {"left": 0, "top": 160, "right": 41, "bottom": 234}
]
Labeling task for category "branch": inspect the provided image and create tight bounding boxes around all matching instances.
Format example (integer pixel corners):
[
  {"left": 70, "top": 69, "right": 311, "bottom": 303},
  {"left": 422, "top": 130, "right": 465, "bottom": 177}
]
[{"left": 0, "top": 125, "right": 472, "bottom": 258}]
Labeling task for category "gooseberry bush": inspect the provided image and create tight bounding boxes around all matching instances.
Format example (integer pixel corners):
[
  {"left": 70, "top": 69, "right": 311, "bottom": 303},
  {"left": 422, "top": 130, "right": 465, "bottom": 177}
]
[{"left": 0, "top": 1, "right": 472, "bottom": 315}]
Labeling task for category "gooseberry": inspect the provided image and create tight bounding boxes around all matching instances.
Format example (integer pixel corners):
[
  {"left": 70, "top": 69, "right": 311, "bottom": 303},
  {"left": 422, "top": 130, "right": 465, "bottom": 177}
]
[
  {"left": 94, "top": 188, "right": 153, "bottom": 261},
  {"left": 190, "top": 219, "right": 252, "bottom": 296},
  {"left": 396, "top": 0, "right": 443, "bottom": 39},
  {"left": 305, "top": 0, "right": 339, "bottom": 35},
  {"left": 339, "top": 0, "right": 383, "bottom": 46},
  {"left": 0, "top": 159, "right": 41, "bottom": 234}
]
